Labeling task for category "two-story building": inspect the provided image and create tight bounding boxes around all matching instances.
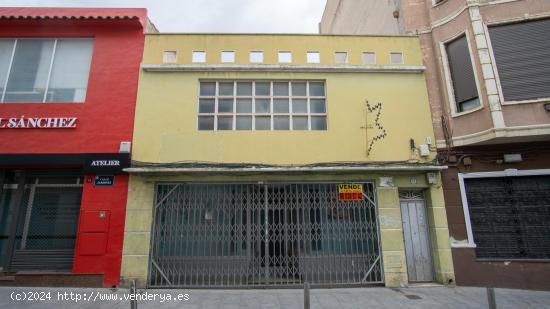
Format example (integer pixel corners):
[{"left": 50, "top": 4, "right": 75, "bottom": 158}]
[
  {"left": 120, "top": 33, "right": 455, "bottom": 288},
  {"left": 0, "top": 7, "right": 152, "bottom": 287},
  {"left": 321, "top": 0, "right": 550, "bottom": 290}
]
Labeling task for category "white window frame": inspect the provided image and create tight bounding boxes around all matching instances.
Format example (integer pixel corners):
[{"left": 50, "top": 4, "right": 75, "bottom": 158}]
[
  {"left": 484, "top": 18, "right": 550, "bottom": 106},
  {"left": 334, "top": 51, "right": 348, "bottom": 64},
  {"left": 362, "top": 51, "right": 376, "bottom": 65},
  {"left": 439, "top": 31, "right": 484, "bottom": 117},
  {"left": 249, "top": 51, "right": 264, "bottom": 63},
  {"left": 220, "top": 50, "right": 235, "bottom": 63},
  {"left": 306, "top": 51, "right": 320, "bottom": 64},
  {"left": 278, "top": 51, "right": 292, "bottom": 64},
  {"left": 192, "top": 50, "right": 206, "bottom": 63},
  {"left": 0, "top": 37, "right": 94, "bottom": 104},
  {"left": 389, "top": 51, "right": 404, "bottom": 65},
  {"left": 458, "top": 168, "right": 550, "bottom": 248},
  {"left": 163, "top": 50, "right": 177, "bottom": 64},
  {"left": 197, "top": 80, "right": 327, "bottom": 131}
]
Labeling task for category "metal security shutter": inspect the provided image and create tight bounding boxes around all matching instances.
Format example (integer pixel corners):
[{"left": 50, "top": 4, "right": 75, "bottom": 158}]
[
  {"left": 489, "top": 18, "right": 550, "bottom": 101},
  {"left": 446, "top": 35, "right": 478, "bottom": 107},
  {"left": 148, "top": 182, "right": 383, "bottom": 288},
  {"left": 465, "top": 176, "right": 550, "bottom": 259}
]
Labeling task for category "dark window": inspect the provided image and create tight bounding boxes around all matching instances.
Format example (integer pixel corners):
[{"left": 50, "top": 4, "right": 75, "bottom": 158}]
[
  {"left": 465, "top": 176, "right": 550, "bottom": 259},
  {"left": 445, "top": 35, "right": 480, "bottom": 112},
  {"left": 489, "top": 18, "right": 550, "bottom": 102}
]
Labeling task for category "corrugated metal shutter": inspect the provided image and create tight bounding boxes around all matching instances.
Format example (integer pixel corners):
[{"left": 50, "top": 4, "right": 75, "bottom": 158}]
[
  {"left": 465, "top": 175, "right": 550, "bottom": 259},
  {"left": 446, "top": 35, "right": 478, "bottom": 106},
  {"left": 489, "top": 18, "right": 550, "bottom": 101}
]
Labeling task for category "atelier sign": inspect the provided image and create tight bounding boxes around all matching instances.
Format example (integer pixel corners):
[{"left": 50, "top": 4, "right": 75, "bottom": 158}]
[
  {"left": 94, "top": 175, "right": 115, "bottom": 187},
  {"left": 338, "top": 183, "right": 364, "bottom": 201},
  {"left": 0, "top": 116, "right": 77, "bottom": 129},
  {"left": 84, "top": 154, "right": 130, "bottom": 174}
]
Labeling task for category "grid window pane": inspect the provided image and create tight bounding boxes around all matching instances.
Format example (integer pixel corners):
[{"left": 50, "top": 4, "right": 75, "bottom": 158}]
[
  {"left": 255, "top": 82, "right": 270, "bottom": 96},
  {"left": 218, "top": 99, "right": 233, "bottom": 113},
  {"left": 292, "top": 82, "right": 306, "bottom": 96},
  {"left": 273, "top": 98, "right": 289, "bottom": 113},
  {"left": 199, "top": 98, "right": 215, "bottom": 113},
  {"left": 309, "top": 82, "right": 325, "bottom": 96},
  {"left": 310, "top": 99, "right": 326, "bottom": 113},
  {"left": 198, "top": 116, "right": 215, "bottom": 130},
  {"left": 217, "top": 116, "right": 233, "bottom": 130},
  {"left": 221, "top": 51, "right": 235, "bottom": 63},
  {"left": 307, "top": 52, "right": 320, "bottom": 63},
  {"left": 200, "top": 82, "right": 216, "bottom": 96},
  {"left": 237, "top": 82, "right": 252, "bottom": 96},
  {"left": 198, "top": 80, "right": 326, "bottom": 131},
  {"left": 192, "top": 51, "right": 206, "bottom": 63},
  {"left": 255, "top": 116, "right": 270, "bottom": 130},
  {"left": 292, "top": 99, "right": 307, "bottom": 113},
  {"left": 255, "top": 99, "right": 270, "bottom": 113},
  {"left": 293, "top": 116, "right": 308, "bottom": 130},
  {"left": 274, "top": 116, "right": 290, "bottom": 130},
  {"left": 278, "top": 52, "right": 292, "bottom": 63},
  {"left": 273, "top": 82, "right": 289, "bottom": 96},
  {"left": 219, "top": 82, "right": 234, "bottom": 96},
  {"left": 236, "top": 99, "right": 252, "bottom": 113},
  {"left": 311, "top": 116, "right": 327, "bottom": 130},
  {"left": 236, "top": 116, "right": 252, "bottom": 130}
]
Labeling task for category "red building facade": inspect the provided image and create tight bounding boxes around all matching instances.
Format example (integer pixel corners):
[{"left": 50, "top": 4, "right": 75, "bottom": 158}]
[{"left": 0, "top": 8, "right": 148, "bottom": 287}]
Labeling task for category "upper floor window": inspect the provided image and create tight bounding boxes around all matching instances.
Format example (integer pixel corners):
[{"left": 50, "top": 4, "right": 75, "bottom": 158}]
[
  {"left": 444, "top": 35, "right": 480, "bottom": 113},
  {"left": 192, "top": 51, "right": 206, "bottom": 63},
  {"left": 489, "top": 18, "right": 550, "bottom": 102},
  {"left": 390, "top": 52, "right": 404, "bottom": 64},
  {"left": 334, "top": 52, "right": 348, "bottom": 64},
  {"left": 198, "top": 80, "right": 327, "bottom": 131},
  {"left": 221, "top": 51, "right": 235, "bottom": 63},
  {"left": 0, "top": 38, "right": 93, "bottom": 103},
  {"left": 362, "top": 52, "right": 376, "bottom": 64},
  {"left": 307, "top": 51, "right": 320, "bottom": 64},
  {"left": 249, "top": 51, "right": 263, "bottom": 63},
  {"left": 163, "top": 50, "right": 177, "bottom": 63},
  {"left": 278, "top": 51, "right": 292, "bottom": 63}
]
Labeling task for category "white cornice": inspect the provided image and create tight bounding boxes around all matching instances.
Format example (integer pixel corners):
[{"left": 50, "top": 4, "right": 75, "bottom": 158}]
[
  {"left": 141, "top": 64, "right": 426, "bottom": 73},
  {"left": 436, "top": 124, "right": 550, "bottom": 148}
]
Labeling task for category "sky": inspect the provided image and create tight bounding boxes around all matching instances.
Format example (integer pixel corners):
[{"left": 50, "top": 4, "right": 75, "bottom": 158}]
[{"left": 0, "top": 0, "right": 327, "bottom": 33}]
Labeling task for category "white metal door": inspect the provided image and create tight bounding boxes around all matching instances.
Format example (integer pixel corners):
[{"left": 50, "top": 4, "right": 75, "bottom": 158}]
[{"left": 399, "top": 190, "right": 433, "bottom": 282}]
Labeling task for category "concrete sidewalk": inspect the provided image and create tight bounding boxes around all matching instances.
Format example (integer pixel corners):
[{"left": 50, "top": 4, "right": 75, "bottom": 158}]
[{"left": 1, "top": 286, "right": 549, "bottom": 309}]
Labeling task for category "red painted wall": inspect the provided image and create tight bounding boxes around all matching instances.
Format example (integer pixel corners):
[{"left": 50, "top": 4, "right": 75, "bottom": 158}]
[{"left": 0, "top": 8, "right": 147, "bottom": 287}]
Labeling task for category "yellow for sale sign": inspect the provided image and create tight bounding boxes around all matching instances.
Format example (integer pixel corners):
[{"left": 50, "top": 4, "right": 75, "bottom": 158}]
[{"left": 338, "top": 184, "right": 363, "bottom": 201}]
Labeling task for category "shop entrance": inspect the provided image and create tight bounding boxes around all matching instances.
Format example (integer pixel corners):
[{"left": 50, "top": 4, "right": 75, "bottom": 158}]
[
  {"left": 0, "top": 170, "right": 83, "bottom": 272},
  {"left": 149, "top": 182, "right": 383, "bottom": 288}
]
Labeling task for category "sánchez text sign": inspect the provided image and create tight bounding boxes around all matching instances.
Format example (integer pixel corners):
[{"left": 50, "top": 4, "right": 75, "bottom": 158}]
[
  {"left": 338, "top": 183, "right": 363, "bottom": 201},
  {"left": 0, "top": 116, "right": 77, "bottom": 128}
]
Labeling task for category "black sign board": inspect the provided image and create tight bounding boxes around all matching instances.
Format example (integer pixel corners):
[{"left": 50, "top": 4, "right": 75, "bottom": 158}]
[
  {"left": 84, "top": 153, "right": 131, "bottom": 174},
  {"left": 94, "top": 175, "right": 115, "bottom": 187}
]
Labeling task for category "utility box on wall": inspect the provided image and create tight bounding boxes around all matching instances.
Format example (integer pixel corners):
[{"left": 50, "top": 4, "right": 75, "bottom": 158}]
[{"left": 76, "top": 210, "right": 111, "bottom": 256}]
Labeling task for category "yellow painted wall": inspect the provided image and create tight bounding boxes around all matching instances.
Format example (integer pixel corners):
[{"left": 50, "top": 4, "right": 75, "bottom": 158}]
[{"left": 133, "top": 34, "right": 434, "bottom": 165}]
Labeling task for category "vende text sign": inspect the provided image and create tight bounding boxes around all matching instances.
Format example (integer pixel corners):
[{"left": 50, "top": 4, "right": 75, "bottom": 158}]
[{"left": 338, "top": 184, "right": 364, "bottom": 201}]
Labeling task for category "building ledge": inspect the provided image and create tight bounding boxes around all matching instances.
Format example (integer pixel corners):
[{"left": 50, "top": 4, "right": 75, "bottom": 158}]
[
  {"left": 124, "top": 161, "right": 446, "bottom": 173},
  {"left": 141, "top": 64, "right": 426, "bottom": 73},
  {"left": 436, "top": 124, "right": 550, "bottom": 148}
]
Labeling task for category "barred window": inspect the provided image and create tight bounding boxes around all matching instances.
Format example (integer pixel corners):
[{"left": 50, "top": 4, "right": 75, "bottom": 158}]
[{"left": 198, "top": 81, "right": 327, "bottom": 131}]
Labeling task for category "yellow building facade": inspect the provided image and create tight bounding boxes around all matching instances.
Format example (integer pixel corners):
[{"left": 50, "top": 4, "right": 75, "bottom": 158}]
[{"left": 121, "top": 34, "right": 455, "bottom": 288}]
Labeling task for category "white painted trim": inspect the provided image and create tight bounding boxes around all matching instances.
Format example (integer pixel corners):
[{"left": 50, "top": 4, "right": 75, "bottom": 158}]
[
  {"left": 124, "top": 164, "right": 449, "bottom": 173},
  {"left": 502, "top": 97, "right": 550, "bottom": 106},
  {"left": 448, "top": 123, "right": 550, "bottom": 146},
  {"left": 451, "top": 243, "right": 477, "bottom": 249},
  {"left": 458, "top": 168, "right": 550, "bottom": 246},
  {"left": 483, "top": 22, "right": 506, "bottom": 106},
  {"left": 142, "top": 64, "right": 426, "bottom": 73},
  {"left": 485, "top": 11, "right": 550, "bottom": 26},
  {"left": 439, "top": 31, "right": 483, "bottom": 117}
]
